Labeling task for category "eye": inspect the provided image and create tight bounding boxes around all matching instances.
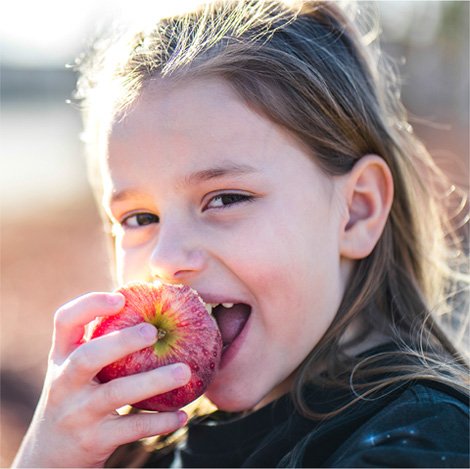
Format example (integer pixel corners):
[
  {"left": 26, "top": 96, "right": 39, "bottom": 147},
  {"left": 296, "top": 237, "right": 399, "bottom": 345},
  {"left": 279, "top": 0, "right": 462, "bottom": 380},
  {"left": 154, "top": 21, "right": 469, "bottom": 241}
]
[
  {"left": 205, "top": 193, "right": 254, "bottom": 210},
  {"left": 121, "top": 212, "right": 159, "bottom": 228}
]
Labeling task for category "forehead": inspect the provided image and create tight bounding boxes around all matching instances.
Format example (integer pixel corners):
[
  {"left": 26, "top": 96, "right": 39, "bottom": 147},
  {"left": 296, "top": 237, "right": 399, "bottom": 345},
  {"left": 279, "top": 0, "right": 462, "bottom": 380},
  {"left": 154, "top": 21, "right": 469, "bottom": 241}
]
[
  {"left": 107, "top": 79, "right": 266, "bottom": 176},
  {"left": 106, "top": 78, "right": 300, "bottom": 175},
  {"left": 109, "top": 78, "right": 272, "bottom": 154}
]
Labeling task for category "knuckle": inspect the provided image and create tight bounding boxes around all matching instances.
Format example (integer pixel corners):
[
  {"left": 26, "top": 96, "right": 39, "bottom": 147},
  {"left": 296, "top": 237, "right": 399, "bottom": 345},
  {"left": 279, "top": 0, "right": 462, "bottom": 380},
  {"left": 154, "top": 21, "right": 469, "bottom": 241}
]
[
  {"left": 118, "top": 325, "right": 146, "bottom": 352},
  {"left": 68, "top": 345, "right": 94, "bottom": 375},
  {"left": 55, "top": 402, "right": 86, "bottom": 433},
  {"left": 132, "top": 416, "right": 152, "bottom": 439},
  {"left": 59, "top": 408, "right": 78, "bottom": 431},
  {"left": 80, "top": 391, "right": 100, "bottom": 415},
  {"left": 102, "top": 381, "right": 123, "bottom": 408},
  {"left": 162, "top": 412, "right": 180, "bottom": 430},
  {"left": 57, "top": 407, "right": 104, "bottom": 455},
  {"left": 76, "top": 430, "right": 96, "bottom": 453},
  {"left": 124, "top": 323, "right": 142, "bottom": 341},
  {"left": 53, "top": 305, "right": 72, "bottom": 330},
  {"left": 44, "top": 361, "right": 78, "bottom": 404},
  {"left": 116, "top": 328, "right": 133, "bottom": 349}
]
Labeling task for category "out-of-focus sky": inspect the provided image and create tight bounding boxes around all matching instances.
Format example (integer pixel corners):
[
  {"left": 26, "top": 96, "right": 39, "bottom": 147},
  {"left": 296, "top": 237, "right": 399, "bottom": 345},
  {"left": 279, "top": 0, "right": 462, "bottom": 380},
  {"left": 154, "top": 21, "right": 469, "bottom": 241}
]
[
  {"left": 0, "top": 0, "right": 214, "bottom": 67},
  {"left": 0, "top": 1, "right": 459, "bottom": 67}
]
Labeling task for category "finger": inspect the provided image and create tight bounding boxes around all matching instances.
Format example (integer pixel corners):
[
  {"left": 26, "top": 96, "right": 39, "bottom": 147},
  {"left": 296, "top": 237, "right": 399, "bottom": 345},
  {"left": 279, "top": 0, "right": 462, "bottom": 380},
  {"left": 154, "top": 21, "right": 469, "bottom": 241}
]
[
  {"left": 95, "top": 363, "right": 191, "bottom": 413},
  {"left": 63, "top": 323, "right": 158, "bottom": 383},
  {"left": 106, "top": 411, "right": 188, "bottom": 448},
  {"left": 52, "top": 292, "right": 125, "bottom": 358}
]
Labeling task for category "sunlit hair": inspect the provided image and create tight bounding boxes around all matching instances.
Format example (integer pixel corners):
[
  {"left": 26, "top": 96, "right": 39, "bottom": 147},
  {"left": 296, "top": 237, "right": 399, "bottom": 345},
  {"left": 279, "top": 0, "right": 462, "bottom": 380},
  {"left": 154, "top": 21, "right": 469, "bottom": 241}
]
[{"left": 76, "top": 0, "right": 468, "bottom": 433}]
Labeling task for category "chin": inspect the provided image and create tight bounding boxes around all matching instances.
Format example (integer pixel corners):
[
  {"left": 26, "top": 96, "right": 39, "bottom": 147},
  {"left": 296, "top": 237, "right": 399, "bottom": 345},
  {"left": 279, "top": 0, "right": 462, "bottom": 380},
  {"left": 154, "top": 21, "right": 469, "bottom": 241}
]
[{"left": 205, "top": 382, "right": 262, "bottom": 412}]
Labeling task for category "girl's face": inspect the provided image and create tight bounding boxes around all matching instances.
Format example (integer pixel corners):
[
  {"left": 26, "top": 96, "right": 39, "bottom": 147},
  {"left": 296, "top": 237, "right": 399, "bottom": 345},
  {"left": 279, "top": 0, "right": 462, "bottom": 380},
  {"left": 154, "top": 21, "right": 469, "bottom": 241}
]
[{"left": 102, "top": 78, "right": 350, "bottom": 412}]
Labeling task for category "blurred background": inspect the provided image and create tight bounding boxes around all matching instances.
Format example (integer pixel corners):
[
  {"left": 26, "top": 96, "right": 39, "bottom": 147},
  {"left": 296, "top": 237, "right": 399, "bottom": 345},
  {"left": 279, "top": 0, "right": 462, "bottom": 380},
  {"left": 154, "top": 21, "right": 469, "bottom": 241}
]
[{"left": 1, "top": 1, "right": 468, "bottom": 465}]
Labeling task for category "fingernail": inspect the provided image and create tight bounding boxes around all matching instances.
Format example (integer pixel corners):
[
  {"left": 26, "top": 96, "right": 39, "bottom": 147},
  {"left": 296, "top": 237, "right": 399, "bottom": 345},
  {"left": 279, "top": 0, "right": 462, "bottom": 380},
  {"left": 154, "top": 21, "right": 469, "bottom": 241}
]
[
  {"left": 138, "top": 323, "right": 157, "bottom": 341},
  {"left": 172, "top": 364, "right": 190, "bottom": 383},
  {"left": 107, "top": 293, "right": 124, "bottom": 305},
  {"left": 178, "top": 411, "right": 188, "bottom": 425}
]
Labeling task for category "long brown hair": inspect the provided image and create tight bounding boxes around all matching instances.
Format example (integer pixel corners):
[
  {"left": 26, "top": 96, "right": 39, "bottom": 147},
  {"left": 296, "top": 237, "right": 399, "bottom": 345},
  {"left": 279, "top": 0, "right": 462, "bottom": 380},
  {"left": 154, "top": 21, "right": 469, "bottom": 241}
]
[{"left": 77, "top": 0, "right": 468, "bottom": 435}]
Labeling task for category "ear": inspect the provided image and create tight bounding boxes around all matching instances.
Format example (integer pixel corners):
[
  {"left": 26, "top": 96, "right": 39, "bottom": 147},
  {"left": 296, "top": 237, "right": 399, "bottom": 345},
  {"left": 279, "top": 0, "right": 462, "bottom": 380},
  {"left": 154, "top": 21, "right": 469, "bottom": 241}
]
[{"left": 339, "top": 154, "right": 394, "bottom": 260}]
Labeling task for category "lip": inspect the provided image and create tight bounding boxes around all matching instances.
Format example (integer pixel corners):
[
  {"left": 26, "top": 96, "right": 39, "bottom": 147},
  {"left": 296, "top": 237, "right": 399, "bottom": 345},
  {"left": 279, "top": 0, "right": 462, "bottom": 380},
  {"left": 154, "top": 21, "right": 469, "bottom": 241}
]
[
  {"left": 197, "top": 292, "right": 244, "bottom": 306},
  {"left": 218, "top": 306, "right": 252, "bottom": 370}
]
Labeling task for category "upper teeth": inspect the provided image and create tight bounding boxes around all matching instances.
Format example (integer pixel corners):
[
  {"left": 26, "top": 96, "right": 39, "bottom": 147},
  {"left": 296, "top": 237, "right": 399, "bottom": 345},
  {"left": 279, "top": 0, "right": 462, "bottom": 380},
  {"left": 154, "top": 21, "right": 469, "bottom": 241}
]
[{"left": 205, "top": 303, "right": 234, "bottom": 315}]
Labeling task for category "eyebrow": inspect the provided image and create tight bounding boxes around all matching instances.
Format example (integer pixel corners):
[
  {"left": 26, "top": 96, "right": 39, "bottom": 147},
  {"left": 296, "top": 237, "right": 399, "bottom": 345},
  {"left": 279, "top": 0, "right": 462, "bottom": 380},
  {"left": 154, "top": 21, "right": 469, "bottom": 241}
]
[
  {"left": 109, "top": 163, "right": 258, "bottom": 204},
  {"left": 180, "top": 163, "right": 258, "bottom": 187},
  {"left": 109, "top": 189, "right": 149, "bottom": 204}
]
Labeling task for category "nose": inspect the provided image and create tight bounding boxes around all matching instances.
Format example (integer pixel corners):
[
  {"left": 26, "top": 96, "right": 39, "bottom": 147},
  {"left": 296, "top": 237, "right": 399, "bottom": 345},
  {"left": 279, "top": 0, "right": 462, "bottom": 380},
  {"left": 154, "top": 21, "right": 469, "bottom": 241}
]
[{"left": 149, "top": 219, "right": 207, "bottom": 283}]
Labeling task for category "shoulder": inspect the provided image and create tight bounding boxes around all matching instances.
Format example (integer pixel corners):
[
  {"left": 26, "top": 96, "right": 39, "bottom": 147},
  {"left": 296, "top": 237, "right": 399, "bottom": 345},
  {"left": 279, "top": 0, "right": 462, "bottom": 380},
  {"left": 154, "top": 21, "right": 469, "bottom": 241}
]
[{"left": 285, "top": 382, "right": 469, "bottom": 468}]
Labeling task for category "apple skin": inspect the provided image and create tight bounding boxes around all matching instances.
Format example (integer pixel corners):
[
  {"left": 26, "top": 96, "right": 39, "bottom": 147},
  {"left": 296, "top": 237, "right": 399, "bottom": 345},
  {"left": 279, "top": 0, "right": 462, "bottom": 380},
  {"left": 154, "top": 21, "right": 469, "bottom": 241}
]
[{"left": 88, "top": 282, "right": 222, "bottom": 411}]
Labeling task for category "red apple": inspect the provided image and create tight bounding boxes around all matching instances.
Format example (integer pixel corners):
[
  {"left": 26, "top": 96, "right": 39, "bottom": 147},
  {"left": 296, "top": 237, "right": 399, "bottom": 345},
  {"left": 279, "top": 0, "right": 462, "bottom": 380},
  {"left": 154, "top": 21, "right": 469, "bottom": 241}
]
[{"left": 88, "top": 281, "right": 222, "bottom": 411}]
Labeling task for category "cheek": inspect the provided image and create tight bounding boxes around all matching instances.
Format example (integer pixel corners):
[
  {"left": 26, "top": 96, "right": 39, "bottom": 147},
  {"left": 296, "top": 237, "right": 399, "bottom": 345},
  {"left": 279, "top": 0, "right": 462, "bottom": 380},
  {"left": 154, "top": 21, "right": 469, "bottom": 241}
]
[
  {"left": 115, "top": 244, "right": 151, "bottom": 284},
  {"left": 244, "top": 209, "right": 342, "bottom": 330},
  {"left": 113, "top": 239, "right": 126, "bottom": 284},
  {"left": 242, "top": 206, "right": 339, "bottom": 283}
]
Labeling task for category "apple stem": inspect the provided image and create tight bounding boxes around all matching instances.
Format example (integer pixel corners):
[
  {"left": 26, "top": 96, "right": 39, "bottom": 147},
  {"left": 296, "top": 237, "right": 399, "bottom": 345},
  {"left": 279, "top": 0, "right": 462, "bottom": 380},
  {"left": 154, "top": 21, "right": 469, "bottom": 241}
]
[{"left": 157, "top": 328, "right": 167, "bottom": 340}]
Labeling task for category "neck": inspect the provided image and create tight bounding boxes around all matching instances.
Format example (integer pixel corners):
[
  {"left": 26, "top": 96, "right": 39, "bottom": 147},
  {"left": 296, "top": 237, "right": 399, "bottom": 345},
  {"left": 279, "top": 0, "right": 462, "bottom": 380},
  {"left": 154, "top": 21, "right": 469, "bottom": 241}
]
[{"left": 252, "top": 373, "right": 295, "bottom": 412}]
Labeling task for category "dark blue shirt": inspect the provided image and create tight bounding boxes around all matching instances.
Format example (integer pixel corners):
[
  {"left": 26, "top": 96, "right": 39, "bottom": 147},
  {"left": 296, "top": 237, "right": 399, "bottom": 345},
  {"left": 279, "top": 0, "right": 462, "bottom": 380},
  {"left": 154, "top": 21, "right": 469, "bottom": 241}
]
[
  {"left": 142, "top": 345, "right": 469, "bottom": 468},
  {"left": 141, "top": 380, "right": 469, "bottom": 468},
  {"left": 164, "top": 382, "right": 467, "bottom": 468}
]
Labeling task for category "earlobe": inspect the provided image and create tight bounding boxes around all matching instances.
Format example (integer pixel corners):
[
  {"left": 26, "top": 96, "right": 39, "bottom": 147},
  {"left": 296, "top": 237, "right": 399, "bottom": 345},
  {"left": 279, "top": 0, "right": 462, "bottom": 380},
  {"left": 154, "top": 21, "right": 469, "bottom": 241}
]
[{"left": 339, "top": 154, "right": 394, "bottom": 260}]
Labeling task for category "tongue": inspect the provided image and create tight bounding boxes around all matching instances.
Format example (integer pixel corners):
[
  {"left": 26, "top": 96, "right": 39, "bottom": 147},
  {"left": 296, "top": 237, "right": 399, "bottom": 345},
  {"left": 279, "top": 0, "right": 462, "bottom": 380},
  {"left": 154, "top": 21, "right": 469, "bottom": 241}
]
[{"left": 214, "top": 304, "right": 250, "bottom": 346}]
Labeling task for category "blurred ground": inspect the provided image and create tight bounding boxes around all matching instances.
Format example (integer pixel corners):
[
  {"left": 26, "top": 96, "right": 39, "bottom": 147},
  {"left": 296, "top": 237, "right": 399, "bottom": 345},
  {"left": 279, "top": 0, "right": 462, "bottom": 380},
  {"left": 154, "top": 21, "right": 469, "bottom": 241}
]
[{"left": 1, "top": 197, "right": 113, "bottom": 466}]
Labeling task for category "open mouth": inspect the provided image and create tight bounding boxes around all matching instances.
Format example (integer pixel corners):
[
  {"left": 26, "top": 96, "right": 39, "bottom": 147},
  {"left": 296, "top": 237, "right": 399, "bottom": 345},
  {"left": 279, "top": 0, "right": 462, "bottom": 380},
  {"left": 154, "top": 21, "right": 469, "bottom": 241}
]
[{"left": 206, "top": 303, "right": 251, "bottom": 351}]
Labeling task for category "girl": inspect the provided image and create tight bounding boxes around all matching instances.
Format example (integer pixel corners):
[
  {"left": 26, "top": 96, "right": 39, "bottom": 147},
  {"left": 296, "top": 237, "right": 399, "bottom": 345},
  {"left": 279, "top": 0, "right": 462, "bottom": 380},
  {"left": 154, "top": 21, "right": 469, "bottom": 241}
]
[{"left": 13, "top": 1, "right": 469, "bottom": 467}]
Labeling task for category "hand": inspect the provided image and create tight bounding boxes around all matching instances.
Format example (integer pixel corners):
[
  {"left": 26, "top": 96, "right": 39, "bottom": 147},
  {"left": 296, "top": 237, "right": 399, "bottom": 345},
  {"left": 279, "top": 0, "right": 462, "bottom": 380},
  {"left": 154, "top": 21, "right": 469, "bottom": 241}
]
[{"left": 12, "top": 292, "right": 191, "bottom": 468}]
